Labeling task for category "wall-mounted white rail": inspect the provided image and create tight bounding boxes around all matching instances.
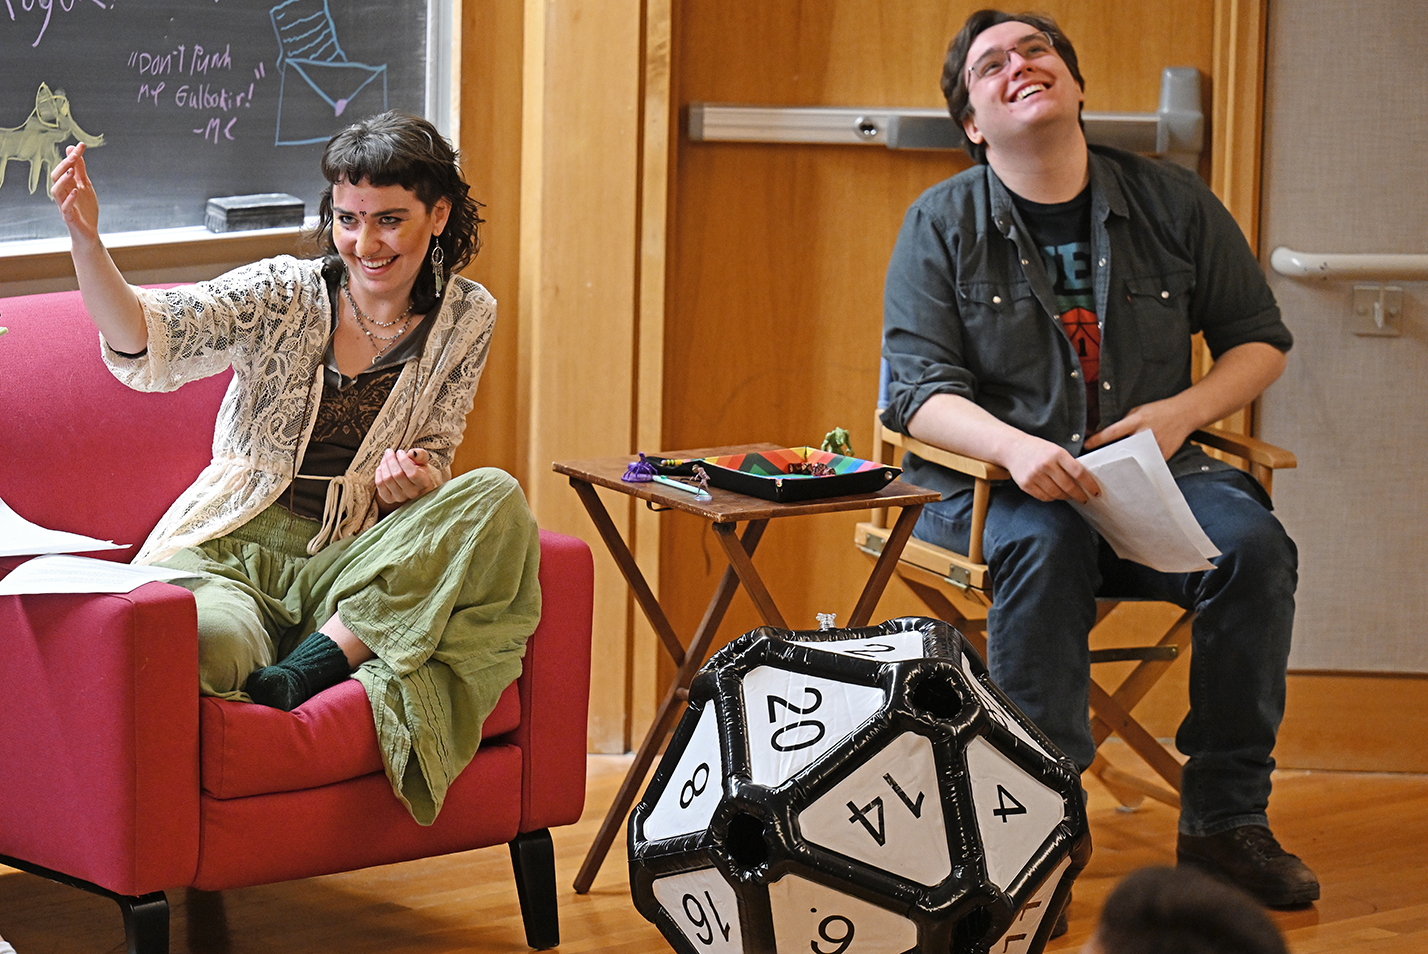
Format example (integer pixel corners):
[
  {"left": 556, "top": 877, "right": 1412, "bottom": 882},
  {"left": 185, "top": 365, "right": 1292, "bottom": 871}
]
[
  {"left": 687, "top": 67, "right": 1204, "bottom": 169},
  {"left": 1269, "top": 248, "right": 1428, "bottom": 282},
  {"left": 1271, "top": 248, "right": 1426, "bottom": 338}
]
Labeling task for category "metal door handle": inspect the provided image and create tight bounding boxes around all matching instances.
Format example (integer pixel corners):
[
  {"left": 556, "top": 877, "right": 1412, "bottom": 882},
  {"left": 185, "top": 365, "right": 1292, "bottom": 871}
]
[{"left": 688, "top": 67, "right": 1204, "bottom": 170}]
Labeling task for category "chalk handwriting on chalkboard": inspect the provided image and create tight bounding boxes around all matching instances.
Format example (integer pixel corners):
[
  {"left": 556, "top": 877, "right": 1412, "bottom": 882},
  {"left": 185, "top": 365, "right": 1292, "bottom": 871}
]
[
  {"left": 5, "top": 0, "right": 103, "bottom": 50},
  {"left": 123, "top": 31, "right": 274, "bottom": 148},
  {"left": 0, "top": 82, "right": 104, "bottom": 195}
]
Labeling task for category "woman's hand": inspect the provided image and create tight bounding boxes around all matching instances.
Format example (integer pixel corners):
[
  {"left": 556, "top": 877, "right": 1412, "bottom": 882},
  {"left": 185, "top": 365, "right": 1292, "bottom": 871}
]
[
  {"left": 375, "top": 447, "right": 439, "bottom": 513},
  {"left": 49, "top": 143, "right": 149, "bottom": 353},
  {"left": 50, "top": 143, "right": 101, "bottom": 244}
]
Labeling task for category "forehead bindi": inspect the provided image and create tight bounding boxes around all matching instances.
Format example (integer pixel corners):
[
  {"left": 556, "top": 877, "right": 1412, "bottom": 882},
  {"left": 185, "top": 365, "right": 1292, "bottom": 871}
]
[
  {"left": 334, "top": 205, "right": 412, "bottom": 219},
  {"left": 332, "top": 183, "right": 418, "bottom": 219}
]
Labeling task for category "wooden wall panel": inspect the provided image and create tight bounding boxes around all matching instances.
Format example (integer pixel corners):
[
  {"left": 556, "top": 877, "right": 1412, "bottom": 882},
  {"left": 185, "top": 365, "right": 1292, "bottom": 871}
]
[
  {"left": 454, "top": 0, "right": 527, "bottom": 481},
  {"left": 631, "top": 0, "right": 677, "bottom": 743},
  {"left": 520, "top": 0, "right": 645, "bottom": 752},
  {"left": 1210, "top": 0, "right": 1269, "bottom": 247},
  {"left": 1198, "top": 0, "right": 1271, "bottom": 433}
]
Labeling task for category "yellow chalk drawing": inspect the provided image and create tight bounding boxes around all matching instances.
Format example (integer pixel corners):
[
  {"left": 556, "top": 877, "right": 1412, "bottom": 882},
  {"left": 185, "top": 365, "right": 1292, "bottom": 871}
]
[{"left": 0, "top": 83, "right": 106, "bottom": 197}]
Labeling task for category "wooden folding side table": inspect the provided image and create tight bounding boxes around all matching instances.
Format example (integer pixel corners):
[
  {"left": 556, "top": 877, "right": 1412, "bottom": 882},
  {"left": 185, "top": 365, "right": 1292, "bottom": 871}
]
[{"left": 553, "top": 444, "right": 939, "bottom": 892}]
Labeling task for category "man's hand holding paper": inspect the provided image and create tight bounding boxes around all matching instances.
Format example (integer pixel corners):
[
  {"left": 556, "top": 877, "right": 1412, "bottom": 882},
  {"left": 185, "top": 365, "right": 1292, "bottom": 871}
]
[{"left": 1069, "top": 429, "right": 1220, "bottom": 573}]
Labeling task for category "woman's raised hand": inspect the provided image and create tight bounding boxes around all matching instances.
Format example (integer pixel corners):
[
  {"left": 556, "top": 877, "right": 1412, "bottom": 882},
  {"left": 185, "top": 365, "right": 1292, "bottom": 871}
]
[
  {"left": 50, "top": 143, "right": 101, "bottom": 243},
  {"left": 49, "top": 143, "right": 149, "bottom": 353}
]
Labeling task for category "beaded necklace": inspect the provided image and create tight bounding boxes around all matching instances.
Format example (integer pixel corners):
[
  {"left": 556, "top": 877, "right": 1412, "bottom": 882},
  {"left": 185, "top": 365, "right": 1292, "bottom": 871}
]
[{"left": 343, "top": 276, "right": 415, "bottom": 365}]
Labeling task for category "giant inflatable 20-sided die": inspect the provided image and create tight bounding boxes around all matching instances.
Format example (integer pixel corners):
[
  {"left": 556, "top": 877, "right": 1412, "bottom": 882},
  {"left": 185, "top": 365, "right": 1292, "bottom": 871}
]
[{"left": 628, "top": 617, "right": 1091, "bottom": 954}]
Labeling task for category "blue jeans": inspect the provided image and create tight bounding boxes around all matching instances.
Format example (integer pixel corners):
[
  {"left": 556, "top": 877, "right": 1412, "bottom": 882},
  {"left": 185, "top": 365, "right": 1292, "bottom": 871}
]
[{"left": 914, "top": 468, "right": 1296, "bottom": 837}]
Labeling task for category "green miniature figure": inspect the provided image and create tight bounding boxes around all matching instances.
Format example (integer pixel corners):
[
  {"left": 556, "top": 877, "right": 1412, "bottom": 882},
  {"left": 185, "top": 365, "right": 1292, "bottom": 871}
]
[{"left": 821, "top": 426, "right": 853, "bottom": 458}]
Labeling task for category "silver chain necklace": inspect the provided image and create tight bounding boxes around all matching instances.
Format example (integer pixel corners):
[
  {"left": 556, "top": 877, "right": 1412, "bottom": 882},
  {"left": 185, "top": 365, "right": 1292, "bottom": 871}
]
[{"left": 343, "top": 277, "right": 415, "bottom": 364}]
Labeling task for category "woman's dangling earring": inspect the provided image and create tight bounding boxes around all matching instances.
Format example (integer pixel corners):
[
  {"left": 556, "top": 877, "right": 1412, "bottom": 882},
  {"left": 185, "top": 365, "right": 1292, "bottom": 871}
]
[{"left": 431, "top": 242, "right": 446, "bottom": 298}]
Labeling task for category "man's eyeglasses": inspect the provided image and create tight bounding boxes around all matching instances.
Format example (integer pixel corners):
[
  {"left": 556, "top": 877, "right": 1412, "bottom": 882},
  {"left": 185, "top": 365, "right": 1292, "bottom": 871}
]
[{"left": 966, "top": 32, "right": 1056, "bottom": 84}]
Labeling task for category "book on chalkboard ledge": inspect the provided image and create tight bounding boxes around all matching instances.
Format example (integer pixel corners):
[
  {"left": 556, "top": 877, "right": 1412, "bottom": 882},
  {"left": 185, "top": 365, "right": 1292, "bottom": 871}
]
[{"left": 205, "top": 194, "right": 306, "bottom": 233}]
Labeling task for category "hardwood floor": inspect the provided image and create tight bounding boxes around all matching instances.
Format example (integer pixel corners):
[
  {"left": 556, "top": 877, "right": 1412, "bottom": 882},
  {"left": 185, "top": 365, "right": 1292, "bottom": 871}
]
[{"left": 2, "top": 748, "right": 1424, "bottom": 953}]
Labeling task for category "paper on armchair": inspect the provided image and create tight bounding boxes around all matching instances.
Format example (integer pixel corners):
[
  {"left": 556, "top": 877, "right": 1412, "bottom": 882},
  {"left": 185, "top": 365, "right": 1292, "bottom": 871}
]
[
  {"left": 0, "top": 495, "right": 124, "bottom": 558},
  {"left": 1068, "top": 430, "right": 1220, "bottom": 574},
  {"left": 0, "top": 554, "right": 198, "bottom": 595}
]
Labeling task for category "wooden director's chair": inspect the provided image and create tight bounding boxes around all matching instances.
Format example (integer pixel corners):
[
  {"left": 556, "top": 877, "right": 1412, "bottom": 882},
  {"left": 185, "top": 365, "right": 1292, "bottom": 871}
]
[{"left": 855, "top": 414, "right": 1296, "bottom": 809}]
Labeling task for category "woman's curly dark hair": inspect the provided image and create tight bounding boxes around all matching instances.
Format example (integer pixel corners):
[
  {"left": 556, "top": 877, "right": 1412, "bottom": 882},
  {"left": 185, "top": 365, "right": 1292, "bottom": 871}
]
[{"left": 312, "top": 111, "right": 483, "bottom": 314}]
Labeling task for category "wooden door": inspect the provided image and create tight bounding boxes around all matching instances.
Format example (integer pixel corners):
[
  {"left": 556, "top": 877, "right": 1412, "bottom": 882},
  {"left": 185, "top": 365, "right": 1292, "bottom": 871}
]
[{"left": 656, "top": 1, "right": 1227, "bottom": 683}]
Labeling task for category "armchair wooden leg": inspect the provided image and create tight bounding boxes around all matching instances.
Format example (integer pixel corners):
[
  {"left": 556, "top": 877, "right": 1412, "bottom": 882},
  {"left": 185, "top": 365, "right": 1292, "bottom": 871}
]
[
  {"left": 120, "top": 892, "right": 170, "bottom": 954},
  {"left": 0, "top": 852, "right": 168, "bottom": 954},
  {"left": 184, "top": 887, "right": 230, "bottom": 953},
  {"left": 509, "top": 829, "right": 559, "bottom": 950}
]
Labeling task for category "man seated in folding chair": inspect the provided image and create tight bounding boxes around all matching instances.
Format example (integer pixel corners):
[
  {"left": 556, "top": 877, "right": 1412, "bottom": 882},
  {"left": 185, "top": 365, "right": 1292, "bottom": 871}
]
[{"left": 880, "top": 9, "right": 1317, "bottom": 908}]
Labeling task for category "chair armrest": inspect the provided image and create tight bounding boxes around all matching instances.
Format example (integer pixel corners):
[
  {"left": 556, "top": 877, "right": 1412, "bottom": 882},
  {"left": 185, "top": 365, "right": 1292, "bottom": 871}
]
[
  {"left": 1190, "top": 426, "right": 1298, "bottom": 471},
  {"left": 874, "top": 418, "right": 1006, "bottom": 565},
  {"left": 887, "top": 423, "right": 1296, "bottom": 476},
  {"left": 882, "top": 427, "right": 1012, "bottom": 482},
  {"left": 513, "top": 530, "right": 595, "bottom": 832},
  {"left": 0, "top": 582, "right": 201, "bottom": 896}
]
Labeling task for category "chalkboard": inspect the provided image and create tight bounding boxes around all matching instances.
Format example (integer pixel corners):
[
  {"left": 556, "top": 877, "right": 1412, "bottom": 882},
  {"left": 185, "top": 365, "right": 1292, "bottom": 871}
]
[{"left": 1, "top": 0, "right": 431, "bottom": 243}]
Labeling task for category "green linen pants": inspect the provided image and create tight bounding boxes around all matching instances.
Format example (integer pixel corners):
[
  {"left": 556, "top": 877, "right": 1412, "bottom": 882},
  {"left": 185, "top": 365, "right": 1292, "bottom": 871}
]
[{"left": 159, "top": 467, "right": 543, "bottom": 824}]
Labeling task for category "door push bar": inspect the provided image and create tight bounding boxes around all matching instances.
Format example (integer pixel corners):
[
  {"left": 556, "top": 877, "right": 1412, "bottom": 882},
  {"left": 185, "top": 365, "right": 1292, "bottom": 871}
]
[{"left": 688, "top": 67, "right": 1204, "bottom": 170}]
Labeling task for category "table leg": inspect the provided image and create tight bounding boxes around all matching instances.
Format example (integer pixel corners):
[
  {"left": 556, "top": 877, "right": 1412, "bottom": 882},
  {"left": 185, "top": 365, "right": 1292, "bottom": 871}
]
[
  {"left": 572, "top": 519, "right": 770, "bottom": 893},
  {"left": 848, "top": 503, "right": 923, "bottom": 627},
  {"left": 568, "top": 477, "right": 686, "bottom": 664},
  {"left": 711, "top": 520, "right": 787, "bottom": 629},
  {"left": 572, "top": 678, "right": 690, "bottom": 894}
]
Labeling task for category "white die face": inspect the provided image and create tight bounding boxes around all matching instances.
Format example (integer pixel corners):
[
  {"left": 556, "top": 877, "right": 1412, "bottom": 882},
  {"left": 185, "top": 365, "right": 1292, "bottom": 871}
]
[
  {"left": 960, "top": 656, "right": 1052, "bottom": 759},
  {"left": 768, "top": 874, "right": 919, "bottom": 954},
  {"left": 652, "top": 868, "right": 744, "bottom": 954},
  {"left": 965, "top": 738, "right": 1066, "bottom": 890},
  {"left": 788, "top": 630, "right": 927, "bottom": 662},
  {"left": 994, "top": 855, "right": 1071, "bottom": 954},
  {"left": 796, "top": 732, "right": 953, "bottom": 886},
  {"left": 741, "top": 667, "right": 887, "bottom": 787},
  {"left": 645, "top": 701, "right": 727, "bottom": 841}
]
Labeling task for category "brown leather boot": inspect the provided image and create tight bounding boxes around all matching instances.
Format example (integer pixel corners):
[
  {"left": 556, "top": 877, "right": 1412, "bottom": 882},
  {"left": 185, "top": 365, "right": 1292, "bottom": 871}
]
[{"left": 1177, "top": 825, "right": 1319, "bottom": 907}]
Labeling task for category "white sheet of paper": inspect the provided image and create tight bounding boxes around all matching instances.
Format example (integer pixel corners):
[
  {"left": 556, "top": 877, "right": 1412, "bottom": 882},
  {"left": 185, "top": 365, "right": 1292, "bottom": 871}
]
[
  {"left": 0, "top": 555, "right": 198, "bottom": 596},
  {"left": 1070, "top": 430, "right": 1219, "bottom": 573},
  {"left": 0, "top": 495, "right": 126, "bottom": 558}
]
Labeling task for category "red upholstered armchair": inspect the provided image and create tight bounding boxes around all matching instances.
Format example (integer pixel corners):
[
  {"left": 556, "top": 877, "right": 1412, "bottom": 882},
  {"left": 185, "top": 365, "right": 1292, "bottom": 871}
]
[{"left": 0, "top": 288, "right": 594, "bottom": 952}]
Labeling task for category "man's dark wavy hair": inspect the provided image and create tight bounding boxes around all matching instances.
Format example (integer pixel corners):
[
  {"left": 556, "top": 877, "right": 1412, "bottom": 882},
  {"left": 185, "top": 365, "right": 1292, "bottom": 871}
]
[
  {"left": 313, "top": 111, "right": 483, "bottom": 315},
  {"left": 941, "top": 9, "right": 1085, "bottom": 164}
]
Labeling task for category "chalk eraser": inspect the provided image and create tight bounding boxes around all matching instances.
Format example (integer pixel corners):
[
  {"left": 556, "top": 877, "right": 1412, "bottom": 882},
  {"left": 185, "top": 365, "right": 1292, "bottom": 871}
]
[{"left": 205, "top": 193, "right": 305, "bottom": 233}]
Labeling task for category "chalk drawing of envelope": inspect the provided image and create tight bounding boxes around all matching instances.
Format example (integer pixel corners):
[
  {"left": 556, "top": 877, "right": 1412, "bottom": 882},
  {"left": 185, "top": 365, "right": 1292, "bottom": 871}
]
[
  {"left": 274, "top": 58, "right": 388, "bottom": 146},
  {"left": 270, "top": 0, "right": 390, "bottom": 146}
]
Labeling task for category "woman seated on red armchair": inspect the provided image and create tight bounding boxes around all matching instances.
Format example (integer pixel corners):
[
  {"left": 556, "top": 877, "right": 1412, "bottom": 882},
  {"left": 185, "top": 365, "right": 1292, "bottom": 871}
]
[{"left": 49, "top": 112, "right": 540, "bottom": 826}]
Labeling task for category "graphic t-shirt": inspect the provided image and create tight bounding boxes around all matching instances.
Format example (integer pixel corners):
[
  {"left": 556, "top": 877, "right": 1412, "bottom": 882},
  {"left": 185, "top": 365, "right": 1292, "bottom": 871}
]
[{"left": 1011, "top": 184, "right": 1100, "bottom": 433}]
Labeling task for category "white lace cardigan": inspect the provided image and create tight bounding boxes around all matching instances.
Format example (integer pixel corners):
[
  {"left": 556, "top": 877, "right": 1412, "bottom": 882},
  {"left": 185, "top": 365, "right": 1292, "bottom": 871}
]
[{"left": 104, "top": 256, "right": 496, "bottom": 565}]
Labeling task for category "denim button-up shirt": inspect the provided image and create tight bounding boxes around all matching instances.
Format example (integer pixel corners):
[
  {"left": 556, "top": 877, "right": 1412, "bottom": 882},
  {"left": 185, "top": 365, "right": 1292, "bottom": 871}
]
[{"left": 881, "top": 146, "right": 1292, "bottom": 498}]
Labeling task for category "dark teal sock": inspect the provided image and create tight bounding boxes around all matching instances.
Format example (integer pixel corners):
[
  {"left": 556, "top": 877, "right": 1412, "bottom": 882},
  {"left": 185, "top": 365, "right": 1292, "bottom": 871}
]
[{"left": 244, "top": 631, "right": 351, "bottom": 711}]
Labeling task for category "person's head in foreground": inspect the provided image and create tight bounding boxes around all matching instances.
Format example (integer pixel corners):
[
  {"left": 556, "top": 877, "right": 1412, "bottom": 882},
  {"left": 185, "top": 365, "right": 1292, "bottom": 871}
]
[{"left": 1084, "top": 866, "right": 1289, "bottom": 954}]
